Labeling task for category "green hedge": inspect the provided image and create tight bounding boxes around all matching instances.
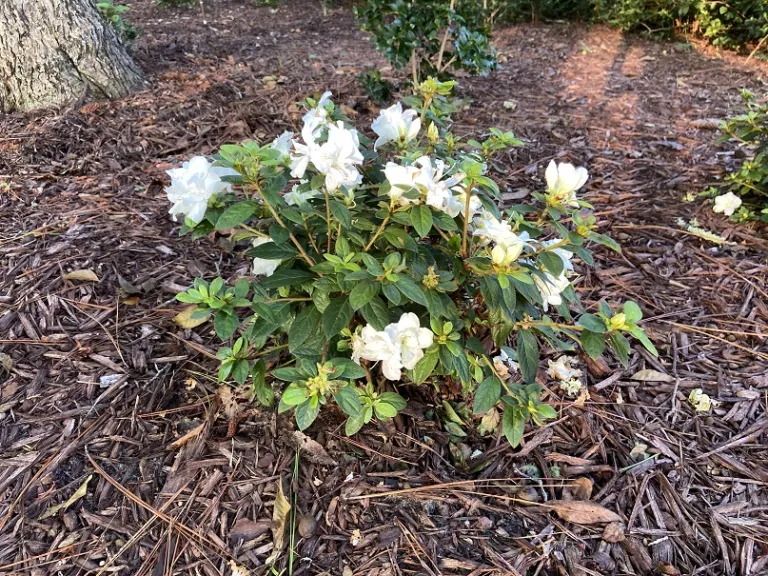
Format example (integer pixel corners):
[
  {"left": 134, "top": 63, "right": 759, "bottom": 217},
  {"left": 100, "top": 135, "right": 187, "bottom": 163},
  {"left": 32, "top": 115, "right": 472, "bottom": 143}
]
[{"left": 490, "top": 0, "right": 768, "bottom": 54}]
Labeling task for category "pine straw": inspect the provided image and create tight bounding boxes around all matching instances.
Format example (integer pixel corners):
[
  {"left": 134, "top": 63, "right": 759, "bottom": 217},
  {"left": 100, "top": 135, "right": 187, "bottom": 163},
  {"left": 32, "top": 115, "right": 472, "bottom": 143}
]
[{"left": 1, "top": 1, "right": 767, "bottom": 575}]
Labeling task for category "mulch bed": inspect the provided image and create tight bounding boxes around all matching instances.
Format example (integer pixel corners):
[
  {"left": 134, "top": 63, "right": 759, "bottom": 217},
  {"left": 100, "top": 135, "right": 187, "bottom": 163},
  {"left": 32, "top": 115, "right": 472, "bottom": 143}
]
[{"left": 1, "top": 1, "right": 767, "bottom": 574}]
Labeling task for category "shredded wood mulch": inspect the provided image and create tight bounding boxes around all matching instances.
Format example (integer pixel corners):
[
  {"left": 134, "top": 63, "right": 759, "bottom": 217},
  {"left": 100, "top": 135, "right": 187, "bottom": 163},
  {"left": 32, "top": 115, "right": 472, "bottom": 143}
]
[{"left": 1, "top": 1, "right": 767, "bottom": 575}]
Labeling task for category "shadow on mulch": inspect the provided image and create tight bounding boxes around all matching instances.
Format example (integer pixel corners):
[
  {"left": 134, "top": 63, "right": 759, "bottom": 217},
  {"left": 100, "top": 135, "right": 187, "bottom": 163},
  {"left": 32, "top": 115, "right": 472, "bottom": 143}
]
[{"left": 1, "top": 1, "right": 767, "bottom": 575}]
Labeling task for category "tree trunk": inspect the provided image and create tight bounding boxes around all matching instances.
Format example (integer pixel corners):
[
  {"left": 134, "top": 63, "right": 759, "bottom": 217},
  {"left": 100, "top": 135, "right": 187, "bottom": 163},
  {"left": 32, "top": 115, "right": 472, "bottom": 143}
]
[{"left": 0, "top": 0, "right": 145, "bottom": 113}]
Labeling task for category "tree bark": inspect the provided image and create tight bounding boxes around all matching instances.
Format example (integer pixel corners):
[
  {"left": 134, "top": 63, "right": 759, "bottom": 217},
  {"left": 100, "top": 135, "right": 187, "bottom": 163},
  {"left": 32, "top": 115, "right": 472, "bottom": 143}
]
[{"left": 0, "top": 0, "right": 145, "bottom": 113}]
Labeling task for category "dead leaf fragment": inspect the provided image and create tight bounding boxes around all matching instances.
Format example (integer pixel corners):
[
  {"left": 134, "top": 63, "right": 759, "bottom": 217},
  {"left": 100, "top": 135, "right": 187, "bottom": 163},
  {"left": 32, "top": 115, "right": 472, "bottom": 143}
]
[
  {"left": 0, "top": 352, "right": 12, "bottom": 372},
  {"left": 630, "top": 369, "right": 675, "bottom": 383},
  {"left": 173, "top": 305, "right": 210, "bottom": 329},
  {"left": 292, "top": 431, "right": 337, "bottom": 466},
  {"left": 63, "top": 269, "right": 99, "bottom": 282},
  {"left": 548, "top": 499, "right": 621, "bottom": 525},
  {"left": 564, "top": 477, "right": 593, "bottom": 501},
  {"left": 39, "top": 475, "right": 92, "bottom": 519},
  {"left": 266, "top": 481, "right": 291, "bottom": 564},
  {"left": 602, "top": 521, "right": 626, "bottom": 542}
]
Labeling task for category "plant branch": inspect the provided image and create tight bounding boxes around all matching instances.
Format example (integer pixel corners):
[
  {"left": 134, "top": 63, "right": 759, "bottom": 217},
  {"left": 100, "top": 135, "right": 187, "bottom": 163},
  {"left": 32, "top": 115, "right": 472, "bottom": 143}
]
[
  {"left": 324, "top": 188, "right": 333, "bottom": 253},
  {"left": 365, "top": 213, "right": 391, "bottom": 251},
  {"left": 252, "top": 187, "right": 316, "bottom": 267},
  {"left": 460, "top": 184, "right": 475, "bottom": 257},
  {"left": 435, "top": 0, "right": 455, "bottom": 72}
]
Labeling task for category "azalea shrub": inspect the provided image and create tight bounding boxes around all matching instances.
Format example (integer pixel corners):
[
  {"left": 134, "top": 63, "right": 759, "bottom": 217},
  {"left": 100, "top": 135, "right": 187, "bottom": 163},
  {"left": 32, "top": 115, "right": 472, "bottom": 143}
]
[
  {"left": 712, "top": 90, "right": 768, "bottom": 222},
  {"left": 163, "top": 79, "right": 656, "bottom": 444},
  {"left": 355, "top": 0, "right": 497, "bottom": 84}
]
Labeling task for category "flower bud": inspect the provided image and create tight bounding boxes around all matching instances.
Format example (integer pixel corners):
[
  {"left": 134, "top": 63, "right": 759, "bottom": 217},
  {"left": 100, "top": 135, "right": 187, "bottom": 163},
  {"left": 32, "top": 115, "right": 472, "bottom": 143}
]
[
  {"left": 427, "top": 121, "right": 439, "bottom": 143},
  {"left": 608, "top": 313, "right": 628, "bottom": 331}
]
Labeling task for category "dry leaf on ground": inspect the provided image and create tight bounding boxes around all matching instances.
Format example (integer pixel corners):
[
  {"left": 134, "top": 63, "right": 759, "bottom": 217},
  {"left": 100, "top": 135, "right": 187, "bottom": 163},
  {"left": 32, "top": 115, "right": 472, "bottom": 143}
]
[
  {"left": 63, "top": 269, "right": 99, "bottom": 282},
  {"left": 548, "top": 499, "right": 621, "bottom": 525},
  {"left": 630, "top": 369, "right": 675, "bottom": 383}
]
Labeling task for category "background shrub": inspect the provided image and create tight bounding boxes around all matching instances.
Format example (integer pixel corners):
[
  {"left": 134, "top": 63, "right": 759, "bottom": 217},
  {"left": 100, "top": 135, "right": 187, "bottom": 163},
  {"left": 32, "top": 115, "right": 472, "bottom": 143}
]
[
  {"left": 485, "top": 0, "right": 768, "bottom": 53},
  {"left": 355, "top": 0, "right": 497, "bottom": 84},
  {"left": 718, "top": 90, "right": 768, "bottom": 220}
]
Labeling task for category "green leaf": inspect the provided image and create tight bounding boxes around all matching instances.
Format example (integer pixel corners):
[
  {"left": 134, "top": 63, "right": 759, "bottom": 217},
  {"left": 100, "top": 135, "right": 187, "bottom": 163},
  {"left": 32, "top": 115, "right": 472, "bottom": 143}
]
[
  {"left": 281, "top": 383, "right": 309, "bottom": 406},
  {"left": 577, "top": 313, "right": 607, "bottom": 333},
  {"left": 535, "top": 403, "right": 558, "bottom": 420},
  {"left": 330, "top": 200, "right": 352, "bottom": 229},
  {"left": 623, "top": 301, "right": 643, "bottom": 324},
  {"left": 474, "top": 376, "right": 501, "bottom": 415},
  {"left": 232, "top": 359, "right": 250, "bottom": 385},
  {"left": 410, "top": 205, "right": 433, "bottom": 237},
  {"left": 322, "top": 296, "right": 353, "bottom": 337},
  {"left": 581, "top": 329, "right": 606, "bottom": 359},
  {"left": 295, "top": 400, "right": 320, "bottom": 431},
  {"left": 382, "top": 283, "right": 401, "bottom": 305},
  {"left": 378, "top": 392, "right": 407, "bottom": 411},
  {"left": 215, "top": 201, "right": 259, "bottom": 230},
  {"left": 517, "top": 330, "right": 539, "bottom": 384},
  {"left": 609, "top": 332, "right": 631, "bottom": 366},
  {"left": 349, "top": 281, "right": 379, "bottom": 310},
  {"left": 395, "top": 276, "right": 428, "bottom": 306},
  {"left": 234, "top": 278, "right": 250, "bottom": 299},
  {"left": 271, "top": 367, "right": 304, "bottom": 381},
  {"left": 288, "top": 306, "right": 321, "bottom": 354},
  {"left": 502, "top": 406, "right": 525, "bottom": 448},
  {"left": 538, "top": 251, "right": 564, "bottom": 277},
  {"left": 246, "top": 242, "right": 297, "bottom": 260},
  {"left": 252, "top": 360, "right": 274, "bottom": 407},
  {"left": 361, "top": 296, "right": 390, "bottom": 331},
  {"left": 373, "top": 402, "right": 397, "bottom": 419},
  {"left": 330, "top": 358, "right": 367, "bottom": 380},
  {"left": 345, "top": 414, "right": 366, "bottom": 436},
  {"left": 627, "top": 325, "right": 658, "bottom": 357},
  {"left": 411, "top": 349, "right": 439, "bottom": 384},
  {"left": 258, "top": 269, "right": 315, "bottom": 290},
  {"left": 214, "top": 310, "right": 239, "bottom": 340},
  {"left": 589, "top": 232, "right": 622, "bottom": 253},
  {"left": 334, "top": 386, "right": 363, "bottom": 417},
  {"left": 360, "top": 253, "right": 384, "bottom": 276}
]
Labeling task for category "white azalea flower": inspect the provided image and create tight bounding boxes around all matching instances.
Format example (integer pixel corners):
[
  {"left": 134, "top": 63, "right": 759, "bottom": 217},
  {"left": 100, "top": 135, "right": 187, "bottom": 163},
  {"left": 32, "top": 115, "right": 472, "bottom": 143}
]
[
  {"left": 384, "top": 156, "right": 465, "bottom": 214},
  {"left": 384, "top": 162, "right": 422, "bottom": 206},
  {"left": 284, "top": 185, "right": 321, "bottom": 206},
  {"left": 301, "top": 90, "right": 333, "bottom": 134},
  {"left": 472, "top": 211, "right": 534, "bottom": 254},
  {"left": 442, "top": 190, "right": 481, "bottom": 219},
  {"left": 351, "top": 325, "right": 397, "bottom": 365},
  {"left": 371, "top": 102, "right": 421, "bottom": 150},
  {"left": 544, "top": 160, "right": 588, "bottom": 207},
  {"left": 546, "top": 356, "right": 582, "bottom": 382},
  {"left": 352, "top": 313, "right": 433, "bottom": 381},
  {"left": 310, "top": 122, "right": 363, "bottom": 191},
  {"left": 541, "top": 238, "right": 574, "bottom": 271},
  {"left": 493, "top": 349, "right": 519, "bottom": 378},
  {"left": 290, "top": 121, "right": 320, "bottom": 179},
  {"left": 165, "top": 156, "right": 238, "bottom": 224},
  {"left": 252, "top": 237, "right": 281, "bottom": 277},
  {"left": 533, "top": 272, "right": 570, "bottom": 310},
  {"left": 712, "top": 192, "right": 742, "bottom": 216},
  {"left": 491, "top": 243, "right": 524, "bottom": 267},
  {"left": 270, "top": 131, "right": 294, "bottom": 160}
]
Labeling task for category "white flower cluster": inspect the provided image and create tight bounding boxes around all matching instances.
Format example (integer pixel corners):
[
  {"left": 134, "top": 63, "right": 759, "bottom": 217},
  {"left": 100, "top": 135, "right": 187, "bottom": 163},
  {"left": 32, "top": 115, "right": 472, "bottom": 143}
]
[
  {"left": 544, "top": 160, "right": 588, "bottom": 208},
  {"left": 712, "top": 191, "right": 742, "bottom": 217},
  {"left": 288, "top": 92, "right": 364, "bottom": 191},
  {"left": 352, "top": 312, "right": 434, "bottom": 380},
  {"left": 546, "top": 356, "right": 583, "bottom": 397},
  {"left": 164, "top": 156, "right": 238, "bottom": 224}
]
